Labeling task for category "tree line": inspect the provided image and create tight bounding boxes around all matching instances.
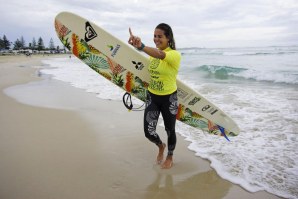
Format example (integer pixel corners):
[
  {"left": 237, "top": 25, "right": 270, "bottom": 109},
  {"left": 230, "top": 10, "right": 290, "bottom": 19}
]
[{"left": 0, "top": 35, "right": 60, "bottom": 51}]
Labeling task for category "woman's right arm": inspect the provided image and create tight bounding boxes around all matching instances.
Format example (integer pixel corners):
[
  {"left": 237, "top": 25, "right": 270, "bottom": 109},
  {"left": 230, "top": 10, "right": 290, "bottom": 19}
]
[{"left": 128, "top": 28, "right": 165, "bottom": 60}]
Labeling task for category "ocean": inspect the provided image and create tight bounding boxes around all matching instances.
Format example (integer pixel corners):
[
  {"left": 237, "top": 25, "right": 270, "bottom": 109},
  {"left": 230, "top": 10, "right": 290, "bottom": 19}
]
[{"left": 41, "top": 46, "right": 298, "bottom": 199}]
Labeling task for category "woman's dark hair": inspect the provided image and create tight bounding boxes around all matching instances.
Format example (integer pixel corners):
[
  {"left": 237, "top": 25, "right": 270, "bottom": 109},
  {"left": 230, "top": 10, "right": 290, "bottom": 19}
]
[{"left": 156, "top": 23, "right": 176, "bottom": 50}]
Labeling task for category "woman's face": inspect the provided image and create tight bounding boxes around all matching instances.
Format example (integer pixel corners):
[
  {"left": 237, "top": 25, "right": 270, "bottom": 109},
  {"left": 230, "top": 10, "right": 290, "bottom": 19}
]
[{"left": 154, "top": 28, "right": 169, "bottom": 50}]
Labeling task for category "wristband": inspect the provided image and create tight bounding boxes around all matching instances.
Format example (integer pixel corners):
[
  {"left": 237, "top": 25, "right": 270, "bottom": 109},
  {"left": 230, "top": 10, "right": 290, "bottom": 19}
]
[{"left": 137, "top": 43, "right": 145, "bottom": 51}]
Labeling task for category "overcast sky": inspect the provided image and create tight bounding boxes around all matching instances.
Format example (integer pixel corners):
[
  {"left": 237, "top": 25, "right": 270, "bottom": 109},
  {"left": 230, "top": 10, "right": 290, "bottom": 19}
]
[{"left": 1, "top": 0, "right": 298, "bottom": 48}]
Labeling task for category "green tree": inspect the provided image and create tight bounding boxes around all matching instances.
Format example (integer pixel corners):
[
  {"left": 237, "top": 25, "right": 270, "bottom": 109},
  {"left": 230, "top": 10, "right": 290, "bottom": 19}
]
[
  {"left": 0, "top": 37, "right": 3, "bottom": 50},
  {"left": 13, "top": 36, "right": 27, "bottom": 50},
  {"left": 49, "top": 38, "right": 55, "bottom": 50},
  {"left": 37, "top": 37, "right": 45, "bottom": 51},
  {"left": 2, "top": 35, "right": 11, "bottom": 50},
  {"left": 13, "top": 39, "right": 23, "bottom": 50},
  {"left": 31, "top": 37, "right": 37, "bottom": 50},
  {"left": 20, "top": 36, "right": 26, "bottom": 49}
]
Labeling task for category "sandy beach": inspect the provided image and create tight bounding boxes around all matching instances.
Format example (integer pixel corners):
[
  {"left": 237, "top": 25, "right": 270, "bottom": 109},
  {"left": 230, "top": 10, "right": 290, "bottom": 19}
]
[{"left": 0, "top": 55, "right": 283, "bottom": 199}]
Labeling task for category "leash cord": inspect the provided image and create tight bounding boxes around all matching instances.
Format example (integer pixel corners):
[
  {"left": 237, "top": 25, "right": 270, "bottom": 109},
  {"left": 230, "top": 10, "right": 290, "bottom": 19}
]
[{"left": 122, "top": 92, "right": 145, "bottom": 111}]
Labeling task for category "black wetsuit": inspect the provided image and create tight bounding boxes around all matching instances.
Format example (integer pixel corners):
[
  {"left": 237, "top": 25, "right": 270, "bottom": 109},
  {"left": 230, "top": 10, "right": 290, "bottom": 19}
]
[{"left": 143, "top": 90, "right": 178, "bottom": 156}]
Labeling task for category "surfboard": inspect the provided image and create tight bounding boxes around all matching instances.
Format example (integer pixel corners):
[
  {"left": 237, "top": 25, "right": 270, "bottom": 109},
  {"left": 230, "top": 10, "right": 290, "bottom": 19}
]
[{"left": 54, "top": 11, "right": 240, "bottom": 139}]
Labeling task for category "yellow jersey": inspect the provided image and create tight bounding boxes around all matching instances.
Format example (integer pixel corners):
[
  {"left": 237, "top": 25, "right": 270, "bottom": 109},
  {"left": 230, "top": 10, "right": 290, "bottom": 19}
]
[{"left": 148, "top": 47, "right": 181, "bottom": 95}]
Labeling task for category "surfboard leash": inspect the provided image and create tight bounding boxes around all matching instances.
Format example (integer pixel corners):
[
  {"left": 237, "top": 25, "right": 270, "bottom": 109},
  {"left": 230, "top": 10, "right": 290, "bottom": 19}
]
[
  {"left": 218, "top": 125, "right": 230, "bottom": 141},
  {"left": 122, "top": 92, "right": 145, "bottom": 111}
]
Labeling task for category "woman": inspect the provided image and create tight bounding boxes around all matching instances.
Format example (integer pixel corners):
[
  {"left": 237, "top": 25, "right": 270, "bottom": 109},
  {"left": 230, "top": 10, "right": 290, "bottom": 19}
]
[{"left": 128, "top": 23, "right": 181, "bottom": 169}]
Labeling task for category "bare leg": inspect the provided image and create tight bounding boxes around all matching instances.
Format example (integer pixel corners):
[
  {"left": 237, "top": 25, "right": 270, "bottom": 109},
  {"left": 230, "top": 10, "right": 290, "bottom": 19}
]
[
  {"left": 156, "top": 143, "right": 166, "bottom": 164},
  {"left": 161, "top": 155, "right": 173, "bottom": 169}
]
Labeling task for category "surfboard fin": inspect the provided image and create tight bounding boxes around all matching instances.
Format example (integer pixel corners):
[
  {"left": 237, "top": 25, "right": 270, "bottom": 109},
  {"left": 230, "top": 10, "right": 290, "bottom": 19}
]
[{"left": 218, "top": 125, "right": 230, "bottom": 142}]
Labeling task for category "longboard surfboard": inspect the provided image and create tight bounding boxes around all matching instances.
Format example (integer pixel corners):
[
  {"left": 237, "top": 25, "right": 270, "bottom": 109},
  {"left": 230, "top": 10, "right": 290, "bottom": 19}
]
[{"left": 54, "top": 11, "right": 240, "bottom": 139}]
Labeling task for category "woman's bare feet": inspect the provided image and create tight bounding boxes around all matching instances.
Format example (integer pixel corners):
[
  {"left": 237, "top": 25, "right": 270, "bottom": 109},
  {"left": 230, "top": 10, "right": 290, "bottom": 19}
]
[
  {"left": 156, "top": 143, "right": 166, "bottom": 164},
  {"left": 161, "top": 155, "right": 173, "bottom": 169}
]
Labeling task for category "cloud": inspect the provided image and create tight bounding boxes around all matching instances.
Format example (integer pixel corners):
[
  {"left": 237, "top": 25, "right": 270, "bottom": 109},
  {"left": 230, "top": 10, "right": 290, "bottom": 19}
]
[
  {"left": 1, "top": 0, "right": 297, "bottom": 48},
  {"left": 173, "top": 0, "right": 298, "bottom": 47}
]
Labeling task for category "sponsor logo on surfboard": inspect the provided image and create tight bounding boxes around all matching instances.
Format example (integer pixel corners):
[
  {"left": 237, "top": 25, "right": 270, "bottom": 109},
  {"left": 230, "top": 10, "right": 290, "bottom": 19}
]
[
  {"left": 85, "top": 22, "right": 97, "bottom": 42},
  {"left": 111, "top": 44, "right": 121, "bottom": 57},
  {"left": 188, "top": 97, "right": 201, "bottom": 105},
  {"left": 132, "top": 61, "right": 144, "bottom": 70},
  {"left": 202, "top": 105, "right": 218, "bottom": 115},
  {"left": 177, "top": 88, "right": 188, "bottom": 99}
]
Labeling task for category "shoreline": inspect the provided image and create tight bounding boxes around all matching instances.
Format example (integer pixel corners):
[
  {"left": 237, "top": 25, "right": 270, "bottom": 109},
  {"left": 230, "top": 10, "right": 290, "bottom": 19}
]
[{"left": 0, "top": 55, "right": 283, "bottom": 199}]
